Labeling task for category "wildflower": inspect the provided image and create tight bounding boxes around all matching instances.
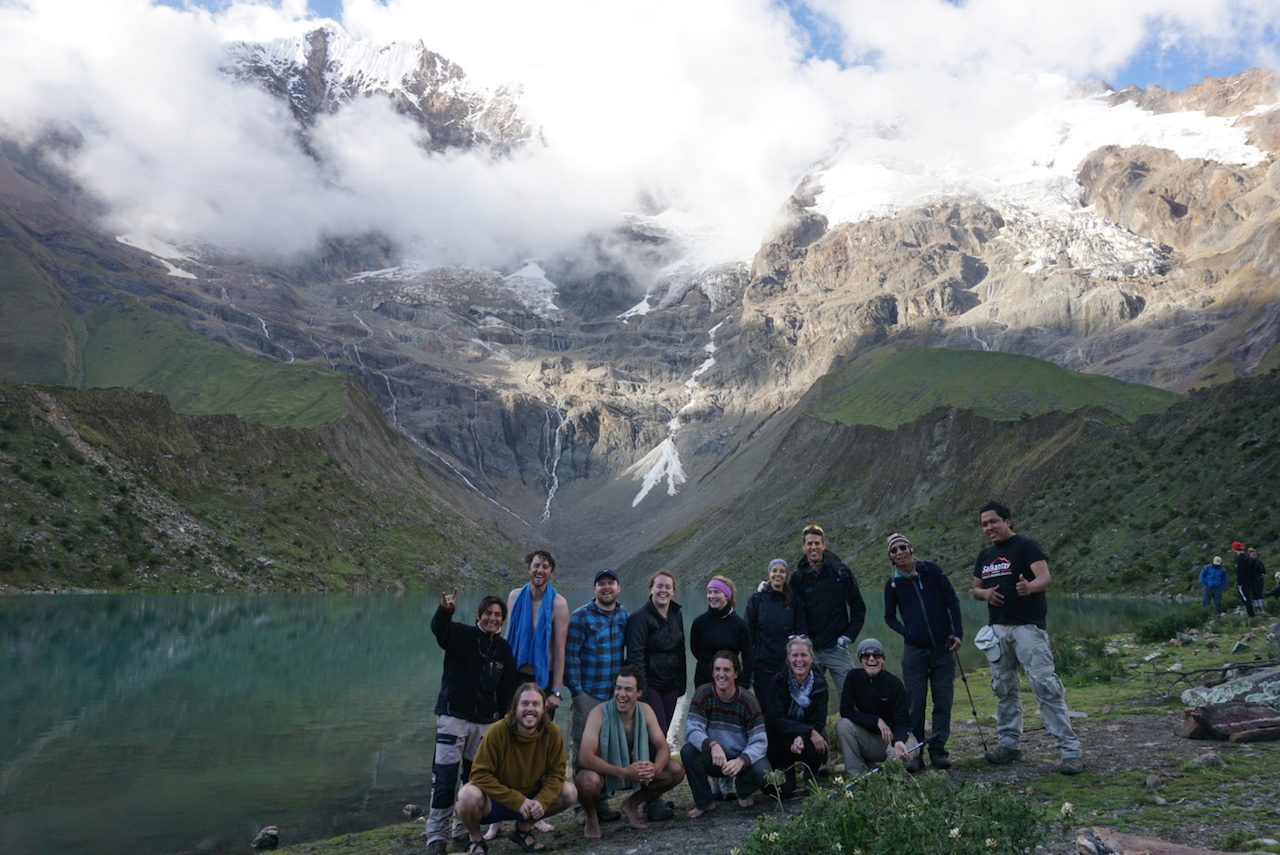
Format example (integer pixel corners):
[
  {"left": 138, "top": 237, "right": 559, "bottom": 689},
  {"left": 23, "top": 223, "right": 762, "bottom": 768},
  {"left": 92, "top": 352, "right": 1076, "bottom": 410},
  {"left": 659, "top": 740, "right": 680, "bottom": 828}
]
[
  {"left": 950, "top": 827, "right": 962, "bottom": 839},
  {"left": 987, "top": 839, "right": 998, "bottom": 849},
  {"left": 1060, "top": 802, "right": 1075, "bottom": 817}
]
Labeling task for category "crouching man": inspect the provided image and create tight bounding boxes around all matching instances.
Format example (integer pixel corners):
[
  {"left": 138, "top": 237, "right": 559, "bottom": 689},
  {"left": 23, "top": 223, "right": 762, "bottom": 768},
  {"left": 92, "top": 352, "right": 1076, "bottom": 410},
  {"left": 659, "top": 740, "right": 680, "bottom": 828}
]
[
  {"left": 835, "top": 638, "right": 917, "bottom": 778},
  {"left": 457, "top": 683, "right": 577, "bottom": 855},
  {"left": 574, "top": 665, "right": 685, "bottom": 838},
  {"left": 680, "top": 651, "right": 771, "bottom": 817}
]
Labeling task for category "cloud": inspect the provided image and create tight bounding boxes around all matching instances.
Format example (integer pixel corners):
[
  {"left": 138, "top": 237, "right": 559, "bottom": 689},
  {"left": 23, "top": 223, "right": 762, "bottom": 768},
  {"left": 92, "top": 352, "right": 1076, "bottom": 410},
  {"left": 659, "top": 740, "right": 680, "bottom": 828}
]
[{"left": 0, "top": 0, "right": 1276, "bottom": 270}]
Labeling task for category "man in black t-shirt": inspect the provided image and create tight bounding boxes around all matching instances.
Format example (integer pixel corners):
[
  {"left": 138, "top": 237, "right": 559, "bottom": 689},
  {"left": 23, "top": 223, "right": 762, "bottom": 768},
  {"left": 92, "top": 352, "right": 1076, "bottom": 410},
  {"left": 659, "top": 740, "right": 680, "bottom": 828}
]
[{"left": 970, "top": 501, "right": 1083, "bottom": 776}]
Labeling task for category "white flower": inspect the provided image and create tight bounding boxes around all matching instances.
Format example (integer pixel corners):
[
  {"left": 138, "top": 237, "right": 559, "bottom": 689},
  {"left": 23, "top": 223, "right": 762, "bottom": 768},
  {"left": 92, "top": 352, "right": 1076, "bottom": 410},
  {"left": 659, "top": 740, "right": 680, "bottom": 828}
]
[
  {"left": 835, "top": 845, "right": 843, "bottom": 852},
  {"left": 1060, "top": 802, "right": 1075, "bottom": 817},
  {"left": 987, "top": 839, "right": 998, "bottom": 849},
  {"left": 950, "top": 827, "right": 962, "bottom": 839}
]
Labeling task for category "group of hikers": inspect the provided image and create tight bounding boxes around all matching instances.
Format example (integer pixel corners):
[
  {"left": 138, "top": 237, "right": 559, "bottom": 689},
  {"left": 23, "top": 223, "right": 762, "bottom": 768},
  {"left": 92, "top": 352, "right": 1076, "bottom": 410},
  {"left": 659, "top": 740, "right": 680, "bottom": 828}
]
[
  {"left": 1199, "top": 542, "right": 1277, "bottom": 617},
  {"left": 425, "top": 500, "right": 1086, "bottom": 855}
]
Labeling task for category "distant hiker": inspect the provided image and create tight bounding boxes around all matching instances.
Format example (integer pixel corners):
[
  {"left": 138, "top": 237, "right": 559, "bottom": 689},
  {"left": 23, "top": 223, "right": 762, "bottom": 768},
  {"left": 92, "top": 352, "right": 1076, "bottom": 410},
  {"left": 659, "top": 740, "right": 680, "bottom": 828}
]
[
  {"left": 834, "top": 637, "right": 915, "bottom": 777},
  {"left": 1199, "top": 556, "right": 1227, "bottom": 615},
  {"left": 1248, "top": 549, "right": 1267, "bottom": 611},
  {"left": 691, "top": 576, "right": 753, "bottom": 690},
  {"left": 762, "top": 635, "right": 829, "bottom": 798},
  {"left": 623, "top": 570, "right": 684, "bottom": 822},
  {"left": 564, "top": 569, "right": 628, "bottom": 824},
  {"left": 971, "top": 501, "right": 1083, "bottom": 775},
  {"left": 681, "top": 651, "right": 770, "bottom": 817},
  {"left": 745, "top": 558, "right": 806, "bottom": 701},
  {"left": 1232, "top": 542, "right": 1259, "bottom": 618},
  {"left": 427, "top": 589, "right": 518, "bottom": 855},
  {"left": 883, "top": 533, "right": 963, "bottom": 771},
  {"left": 506, "top": 550, "right": 570, "bottom": 717},
  {"left": 1264, "top": 570, "right": 1280, "bottom": 600},
  {"left": 457, "top": 684, "right": 577, "bottom": 855},
  {"left": 791, "top": 524, "right": 867, "bottom": 698},
  {"left": 573, "top": 666, "right": 685, "bottom": 839}
]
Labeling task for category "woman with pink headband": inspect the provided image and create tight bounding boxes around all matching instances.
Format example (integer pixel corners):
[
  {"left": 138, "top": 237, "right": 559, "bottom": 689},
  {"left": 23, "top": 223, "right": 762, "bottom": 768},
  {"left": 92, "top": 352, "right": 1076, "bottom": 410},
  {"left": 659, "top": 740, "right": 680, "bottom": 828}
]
[{"left": 689, "top": 575, "right": 753, "bottom": 692}]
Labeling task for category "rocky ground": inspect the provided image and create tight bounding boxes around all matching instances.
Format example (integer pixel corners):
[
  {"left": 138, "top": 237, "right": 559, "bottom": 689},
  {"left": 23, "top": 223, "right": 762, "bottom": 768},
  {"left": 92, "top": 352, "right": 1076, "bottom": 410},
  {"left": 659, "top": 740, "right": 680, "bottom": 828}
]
[{"left": 285, "top": 701, "right": 1279, "bottom": 855}]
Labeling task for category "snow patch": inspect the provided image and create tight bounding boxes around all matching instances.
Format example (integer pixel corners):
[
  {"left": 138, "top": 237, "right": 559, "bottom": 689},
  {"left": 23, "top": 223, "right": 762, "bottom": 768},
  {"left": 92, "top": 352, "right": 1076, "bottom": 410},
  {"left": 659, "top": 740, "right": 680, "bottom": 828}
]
[
  {"left": 117, "top": 232, "right": 191, "bottom": 260},
  {"left": 627, "top": 438, "right": 687, "bottom": 507}
]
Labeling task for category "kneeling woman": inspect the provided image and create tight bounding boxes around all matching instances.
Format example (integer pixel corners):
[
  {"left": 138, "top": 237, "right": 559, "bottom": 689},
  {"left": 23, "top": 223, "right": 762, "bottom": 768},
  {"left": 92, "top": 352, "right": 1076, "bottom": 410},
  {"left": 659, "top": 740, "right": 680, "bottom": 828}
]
[{"left": 763, "top": 635, "right": 829, "bottom": 798}]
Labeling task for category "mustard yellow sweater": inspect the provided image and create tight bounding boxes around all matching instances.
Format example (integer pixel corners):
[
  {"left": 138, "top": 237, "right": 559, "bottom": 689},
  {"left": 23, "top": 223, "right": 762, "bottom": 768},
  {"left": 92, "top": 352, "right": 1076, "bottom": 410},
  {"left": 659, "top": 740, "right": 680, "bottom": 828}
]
[{"left": 468, "top": 720, "right": 566, "bottom": 812}]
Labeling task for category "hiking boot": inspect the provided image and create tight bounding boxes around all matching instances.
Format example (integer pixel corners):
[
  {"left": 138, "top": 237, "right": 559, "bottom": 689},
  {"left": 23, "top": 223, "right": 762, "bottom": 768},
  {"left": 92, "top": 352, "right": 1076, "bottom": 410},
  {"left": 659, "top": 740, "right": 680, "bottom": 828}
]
[
  {"left": 983, "top": 745, "right": 1022, "bottom": 765},
  {"left": 906, "top": 753, "right": 926, "bottom": 774},
  {"left": 426, "top": 840, "right": 447, "bottom": 855},
  {"left": 645, "top": 799, "right": 674, "bottom": 822},
  {"left": 595, "top": 800, "right": 622, "bottom": 822},
  {"left": 931, "top": 752, "right": 953, "bottom": 770},
  {"left": 1058, "top": 756, "right": 1085, "bottom": 775}
]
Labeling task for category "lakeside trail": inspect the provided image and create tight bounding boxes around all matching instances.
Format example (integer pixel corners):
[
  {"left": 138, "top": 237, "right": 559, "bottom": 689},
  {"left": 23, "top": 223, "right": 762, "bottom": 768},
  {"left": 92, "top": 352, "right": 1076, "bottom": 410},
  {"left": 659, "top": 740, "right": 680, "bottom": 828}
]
[
  {"left": 281, "top": 625, "right": 1280, "bottom": 855},
  {"left": 283, "top": 709, "right": 1279, "bottom": 855}
]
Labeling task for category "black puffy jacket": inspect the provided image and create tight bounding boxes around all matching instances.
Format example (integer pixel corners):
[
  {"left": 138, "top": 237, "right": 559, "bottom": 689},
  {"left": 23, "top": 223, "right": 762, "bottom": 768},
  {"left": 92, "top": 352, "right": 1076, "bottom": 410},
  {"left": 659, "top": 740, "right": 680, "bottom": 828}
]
[
  {"left": 625, "top": 599, "right": 686, "bottom": 695},
  {"left": 745, "top": 587, "right": 806, "bottom": 675}
]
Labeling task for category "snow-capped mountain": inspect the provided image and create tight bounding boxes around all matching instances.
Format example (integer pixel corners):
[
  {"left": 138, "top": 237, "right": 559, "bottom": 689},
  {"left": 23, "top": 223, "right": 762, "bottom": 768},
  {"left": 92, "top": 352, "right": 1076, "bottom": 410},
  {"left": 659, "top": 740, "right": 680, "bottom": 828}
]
[{"left": 222, "top": 26, "right": 537, "bottom": 155}]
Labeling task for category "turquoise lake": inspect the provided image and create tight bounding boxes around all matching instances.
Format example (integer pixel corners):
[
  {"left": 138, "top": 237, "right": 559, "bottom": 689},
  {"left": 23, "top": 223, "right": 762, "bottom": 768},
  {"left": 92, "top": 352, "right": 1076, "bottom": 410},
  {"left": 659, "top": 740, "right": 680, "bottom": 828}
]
[{"left": 0, "top": 587, "right": 1178, "bottom": 855}]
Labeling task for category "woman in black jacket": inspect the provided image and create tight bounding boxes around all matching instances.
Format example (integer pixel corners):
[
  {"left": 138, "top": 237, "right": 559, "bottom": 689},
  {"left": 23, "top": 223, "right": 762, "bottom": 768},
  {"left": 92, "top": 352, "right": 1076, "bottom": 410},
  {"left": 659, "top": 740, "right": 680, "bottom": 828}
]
[
  {"left": 689, "top": 575, "right": 753, "bottom": 690},
  {"left": 745, "top": 558, "right": 805, "bottom": 700},
  {"left": 763, "top": 635, "right": 829, "bottom": 799},
  {"left": 624, "top": 569, "right": 686, "bottom": 736}
]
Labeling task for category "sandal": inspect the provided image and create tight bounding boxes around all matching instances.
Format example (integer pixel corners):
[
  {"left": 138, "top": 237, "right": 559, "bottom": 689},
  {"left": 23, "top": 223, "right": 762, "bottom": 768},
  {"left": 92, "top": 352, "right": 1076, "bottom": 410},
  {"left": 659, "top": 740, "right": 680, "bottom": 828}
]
[
  {"left": 467, "top": 840, "right": 489, "bottom": 855},
  {"left": 506, "top": 828, "right": 548, "bottom": 853}
]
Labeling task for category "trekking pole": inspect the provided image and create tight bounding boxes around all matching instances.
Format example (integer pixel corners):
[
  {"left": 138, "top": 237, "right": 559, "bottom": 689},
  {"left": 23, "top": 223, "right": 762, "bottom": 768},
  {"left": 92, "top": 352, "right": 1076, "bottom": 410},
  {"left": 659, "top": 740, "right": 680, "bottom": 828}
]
[{"left": 954, "top": 650, "right": 990, "bottom": 753}]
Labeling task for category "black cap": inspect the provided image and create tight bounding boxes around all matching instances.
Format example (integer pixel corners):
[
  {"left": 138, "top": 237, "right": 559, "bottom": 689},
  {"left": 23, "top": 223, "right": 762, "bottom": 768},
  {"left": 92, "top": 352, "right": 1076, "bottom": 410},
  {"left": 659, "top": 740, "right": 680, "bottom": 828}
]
[{"left": 594, "top": 568, "right": 619, "bottom": 583}]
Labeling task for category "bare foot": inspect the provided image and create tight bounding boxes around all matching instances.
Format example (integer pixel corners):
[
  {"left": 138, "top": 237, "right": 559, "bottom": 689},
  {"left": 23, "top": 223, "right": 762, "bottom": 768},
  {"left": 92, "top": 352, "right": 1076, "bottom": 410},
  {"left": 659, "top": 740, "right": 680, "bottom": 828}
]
[
  {"left": 583, "top": 816, "right": 601, "bottom": 839},
  {"left": 687, "top": 802, "right": 716, "bottom": 819},
  {"left": 619, "top": 797, "right": 649, "bottom": 830},
  {"left": 534, "top": 819, "right": 554, "bottom": 833},
  {"left": 736, "top": 796, "right": 754, "bottom": 808},
  {"left": 483, "top": 823, "right": 502, "bottom": 841}
]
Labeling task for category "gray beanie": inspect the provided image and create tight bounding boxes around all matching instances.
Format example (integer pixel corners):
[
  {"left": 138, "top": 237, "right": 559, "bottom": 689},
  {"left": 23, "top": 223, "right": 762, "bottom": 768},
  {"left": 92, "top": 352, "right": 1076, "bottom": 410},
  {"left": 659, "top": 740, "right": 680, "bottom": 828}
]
[{"left": 857, "top": 638, "right": 885, "bottom": 658}]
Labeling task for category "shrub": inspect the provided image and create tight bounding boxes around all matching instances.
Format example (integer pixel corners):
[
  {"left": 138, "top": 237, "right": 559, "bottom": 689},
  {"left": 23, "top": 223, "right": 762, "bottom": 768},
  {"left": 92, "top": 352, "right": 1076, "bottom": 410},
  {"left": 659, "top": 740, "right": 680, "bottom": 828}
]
[
  {"left": 1134, "top": 606, "right": 1208, "bottom": 644},
  {"left": 1050, "top": 633, "right": 1124, "bottom": 683},
  {"left": 741, "top": 767, "right": 1046, "bottom": 855}
]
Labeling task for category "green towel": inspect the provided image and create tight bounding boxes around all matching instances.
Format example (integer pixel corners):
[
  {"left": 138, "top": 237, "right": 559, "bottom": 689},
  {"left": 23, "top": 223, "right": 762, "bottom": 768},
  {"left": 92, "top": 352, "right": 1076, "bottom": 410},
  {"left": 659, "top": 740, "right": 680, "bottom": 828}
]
[{"left": 599, "top": 699, "right": 651, "bottom": 792}]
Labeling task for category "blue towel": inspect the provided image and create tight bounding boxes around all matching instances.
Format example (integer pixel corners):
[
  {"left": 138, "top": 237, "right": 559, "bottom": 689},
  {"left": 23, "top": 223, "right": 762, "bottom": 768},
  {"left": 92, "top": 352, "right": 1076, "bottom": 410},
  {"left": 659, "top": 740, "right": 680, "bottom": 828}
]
[{"left": 508, "top": 582, "right": 556, "bottom": 688}]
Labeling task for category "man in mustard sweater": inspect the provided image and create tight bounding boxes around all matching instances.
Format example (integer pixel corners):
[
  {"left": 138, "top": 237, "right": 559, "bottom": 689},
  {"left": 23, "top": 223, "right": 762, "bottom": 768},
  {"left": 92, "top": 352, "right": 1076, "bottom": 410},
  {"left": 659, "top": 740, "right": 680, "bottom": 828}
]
[{"left": 457, "top": 683, "right": 578, "bottom": 854}]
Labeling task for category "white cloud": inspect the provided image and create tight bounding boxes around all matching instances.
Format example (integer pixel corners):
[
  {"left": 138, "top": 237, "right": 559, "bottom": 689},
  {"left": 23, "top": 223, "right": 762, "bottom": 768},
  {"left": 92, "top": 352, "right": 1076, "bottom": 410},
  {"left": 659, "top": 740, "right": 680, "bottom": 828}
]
[{"left": 0, "top": 0, "right": 1276, "bottom": 269}]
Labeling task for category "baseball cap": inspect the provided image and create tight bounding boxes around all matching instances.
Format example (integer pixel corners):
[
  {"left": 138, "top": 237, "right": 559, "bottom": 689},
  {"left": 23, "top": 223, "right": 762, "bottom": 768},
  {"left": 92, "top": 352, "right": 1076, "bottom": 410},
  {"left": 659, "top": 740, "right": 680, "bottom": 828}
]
[
  {"left": 1213, "top": 556, "right": 1222, "bottom": 565},
  {"left": 594, "top": 568, "right": 619, "bottom": 583},
  {"left": 1232, "top": 541, "right": 1244, "bottom": 550}
]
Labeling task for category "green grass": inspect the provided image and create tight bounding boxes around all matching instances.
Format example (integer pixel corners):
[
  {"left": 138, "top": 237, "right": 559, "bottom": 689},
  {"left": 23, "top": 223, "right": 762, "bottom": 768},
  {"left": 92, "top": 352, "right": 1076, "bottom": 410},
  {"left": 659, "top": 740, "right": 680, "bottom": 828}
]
[
  {"left": 81, "top": 299, "right": 348, "bottom": 428},
  {"left": 0, "top": 211, "right": 77, "bottom": 385},
  {"left": 807, "top": 346, "right": 1184, "bottom": 429}
]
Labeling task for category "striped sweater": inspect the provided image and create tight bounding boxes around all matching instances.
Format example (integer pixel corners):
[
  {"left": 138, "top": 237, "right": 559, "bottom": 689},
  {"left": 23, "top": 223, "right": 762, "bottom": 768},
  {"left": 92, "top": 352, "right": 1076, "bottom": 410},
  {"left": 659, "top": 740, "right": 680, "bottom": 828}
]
[{"left": 683, "top": 684, "right": 768, "bottom": 765}]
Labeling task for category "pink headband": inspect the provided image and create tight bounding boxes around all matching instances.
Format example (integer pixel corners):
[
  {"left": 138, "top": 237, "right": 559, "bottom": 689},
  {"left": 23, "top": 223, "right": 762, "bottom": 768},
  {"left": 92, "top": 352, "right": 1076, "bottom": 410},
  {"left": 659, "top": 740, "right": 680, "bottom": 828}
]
[{"left": 707, "top": 579, "right": 733, "bottom": 599}]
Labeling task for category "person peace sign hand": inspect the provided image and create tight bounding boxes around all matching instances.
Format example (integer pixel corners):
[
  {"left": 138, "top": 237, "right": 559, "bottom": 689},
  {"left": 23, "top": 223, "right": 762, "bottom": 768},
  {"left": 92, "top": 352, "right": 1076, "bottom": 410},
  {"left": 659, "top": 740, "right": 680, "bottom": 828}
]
[{"left": 441, "top": 587, "right": 458, "bottom": 612}]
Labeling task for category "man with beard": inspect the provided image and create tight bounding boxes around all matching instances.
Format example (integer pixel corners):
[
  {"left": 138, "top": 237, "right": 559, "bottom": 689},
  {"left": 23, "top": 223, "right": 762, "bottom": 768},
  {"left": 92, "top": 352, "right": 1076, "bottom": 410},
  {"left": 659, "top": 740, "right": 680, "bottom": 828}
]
[
  {"left": 426, "top": 590, "right": 519, "bottom": 855},
  {"left": 565, "top": 569, "right": 628, "bottom": 824},
  {"left": 791, "top": 524, "right": 866, "bottom": 698},
  {"left": 506, "top": 550, "right": 570, "bottom": 716},
  {"left": 458, "top": 684, "right": 578, "bottom": 855}
]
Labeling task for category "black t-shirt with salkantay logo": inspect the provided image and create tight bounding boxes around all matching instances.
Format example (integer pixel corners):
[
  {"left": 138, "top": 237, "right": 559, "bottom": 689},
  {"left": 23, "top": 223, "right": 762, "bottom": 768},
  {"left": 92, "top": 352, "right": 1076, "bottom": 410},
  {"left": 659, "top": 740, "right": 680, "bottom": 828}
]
[{"left": 973, "top": 533, "right": 1049, "bottom": 629}]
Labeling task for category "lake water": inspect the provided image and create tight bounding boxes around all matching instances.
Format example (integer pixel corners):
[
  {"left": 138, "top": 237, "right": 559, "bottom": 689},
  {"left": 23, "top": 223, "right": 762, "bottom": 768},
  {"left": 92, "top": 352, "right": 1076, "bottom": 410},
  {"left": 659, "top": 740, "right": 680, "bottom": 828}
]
[{"left": 0, "top": 588, "right": 1177, "bottom": 855}]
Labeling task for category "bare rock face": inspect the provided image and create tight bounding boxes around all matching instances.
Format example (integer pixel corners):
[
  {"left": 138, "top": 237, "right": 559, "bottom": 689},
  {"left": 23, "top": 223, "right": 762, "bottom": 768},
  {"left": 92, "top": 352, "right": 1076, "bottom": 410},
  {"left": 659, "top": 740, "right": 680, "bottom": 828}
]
[
  {"left": 1076, "top": 145, "right": 1268, "bottom": 253},
  {"left": 1107, "top": 67, "right": 1280, "bottom": 118}
]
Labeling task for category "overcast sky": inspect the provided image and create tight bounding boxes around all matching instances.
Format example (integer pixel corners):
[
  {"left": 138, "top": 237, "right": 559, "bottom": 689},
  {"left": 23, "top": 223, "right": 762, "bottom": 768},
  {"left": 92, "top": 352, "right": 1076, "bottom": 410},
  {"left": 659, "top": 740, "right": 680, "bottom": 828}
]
[{"left": 1, "top": 0, "right": 1278, "bottom": 268}]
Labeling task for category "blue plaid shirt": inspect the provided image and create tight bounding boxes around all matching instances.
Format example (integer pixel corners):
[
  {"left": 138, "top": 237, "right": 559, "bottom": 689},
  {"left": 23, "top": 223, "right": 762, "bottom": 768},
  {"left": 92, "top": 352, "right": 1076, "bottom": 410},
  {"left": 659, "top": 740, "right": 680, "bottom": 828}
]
[{"left": 565, "top": 600, "right": 628, "bottom": 699}]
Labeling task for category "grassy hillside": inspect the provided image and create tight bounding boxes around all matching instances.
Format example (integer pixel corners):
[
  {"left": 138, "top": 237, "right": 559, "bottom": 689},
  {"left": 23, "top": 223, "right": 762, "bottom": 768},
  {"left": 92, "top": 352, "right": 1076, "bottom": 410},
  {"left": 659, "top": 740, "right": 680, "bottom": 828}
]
[
  {"left": 0, "top": 209, "right": 77, "bottom": 385},
  {"left": 629, "top": 361, "right": 1277, "bottom": 601},
  {"left": 81, "top": 299, "right": 348, "bottom": 428},
  {"left": 0, "top": 382, "right": 520, "bottom": 593},
  {"left": 809, "top": 346, "right": 1184, "bottom": 428}
]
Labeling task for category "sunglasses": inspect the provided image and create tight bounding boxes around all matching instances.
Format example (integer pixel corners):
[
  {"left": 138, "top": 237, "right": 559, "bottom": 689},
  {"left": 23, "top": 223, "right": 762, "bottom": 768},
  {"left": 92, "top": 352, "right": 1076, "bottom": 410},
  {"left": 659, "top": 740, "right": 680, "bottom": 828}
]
[
  {"left": 889, "top": 544, "right": 911, "bottom": 554},
  {"left": 859, "top": 652, "right": 885, "bottom": 660}
]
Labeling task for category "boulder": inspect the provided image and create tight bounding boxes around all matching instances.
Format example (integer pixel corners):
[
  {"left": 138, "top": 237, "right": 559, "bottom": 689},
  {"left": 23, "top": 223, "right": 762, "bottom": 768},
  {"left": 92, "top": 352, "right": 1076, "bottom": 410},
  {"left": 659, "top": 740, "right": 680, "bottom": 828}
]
[{"left": 1076, "top": 826, "right": 1262, "bottom": 855}]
